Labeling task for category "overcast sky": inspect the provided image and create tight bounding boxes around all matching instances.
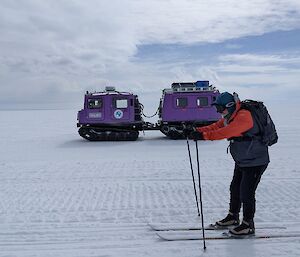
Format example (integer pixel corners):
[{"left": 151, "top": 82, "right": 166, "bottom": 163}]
[{"left": 0, "top": 0, "right": 300, "bottom": 108}]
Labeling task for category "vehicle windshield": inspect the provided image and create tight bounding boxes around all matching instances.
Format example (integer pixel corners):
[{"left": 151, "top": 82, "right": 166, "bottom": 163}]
[{"left": 88, "top": 98, "right": 103, "bottom": 109}]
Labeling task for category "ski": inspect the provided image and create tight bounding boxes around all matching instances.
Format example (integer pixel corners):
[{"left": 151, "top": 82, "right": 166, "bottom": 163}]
[
  {"left": 156, "top": 230, "right": 300, "bottom": 241},
  {"left": 148, "top": 222, "right": 286, "bottom": 231}
]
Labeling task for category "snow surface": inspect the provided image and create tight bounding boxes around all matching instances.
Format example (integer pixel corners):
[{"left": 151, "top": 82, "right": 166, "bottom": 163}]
[{"left": 0, "top": 104, "right": 299, "bottom": 257}]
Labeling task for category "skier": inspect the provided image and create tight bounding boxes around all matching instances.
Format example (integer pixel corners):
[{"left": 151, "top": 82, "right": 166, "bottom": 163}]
[{"left": 187, "top": 92, "right": 269, "bottom": 236}]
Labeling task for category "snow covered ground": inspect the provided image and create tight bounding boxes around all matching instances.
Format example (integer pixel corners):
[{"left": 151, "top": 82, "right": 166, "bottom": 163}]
[{"left": 0, "top": 103, "right": 299, "bottom": 257}]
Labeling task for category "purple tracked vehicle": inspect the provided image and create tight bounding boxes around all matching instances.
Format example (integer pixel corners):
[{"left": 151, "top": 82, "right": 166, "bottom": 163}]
[
  {"left": 77, "top": 87, "right": 144, "bottom": 141},
  {"left": 158, "top": 81, "right": 221, "bottom": 139},
  {"left": 77, "top": 81, "right": 221, "bottom": 141}
]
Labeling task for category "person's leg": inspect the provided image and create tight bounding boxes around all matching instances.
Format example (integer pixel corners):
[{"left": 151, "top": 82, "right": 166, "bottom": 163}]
[
  {"left": 240, "top": 164, "right": 268, "bottom": 222},
  {"left": 216, "top": 164, "right": 241, "bottom": 226},
  {"left": 229, "top": 164, "right": 243, "bottom": 216},
  {"left": 229, "top": 164, "right": 268, "bottom": 235}
]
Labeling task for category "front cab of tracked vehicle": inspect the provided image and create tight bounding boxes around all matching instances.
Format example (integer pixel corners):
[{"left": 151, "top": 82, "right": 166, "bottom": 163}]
[
  {"left": 158, "top": 81, "right": 221, "bottom": 139},
  {"left": 77, "top": 87, "right": 144, "bottom": 141}
]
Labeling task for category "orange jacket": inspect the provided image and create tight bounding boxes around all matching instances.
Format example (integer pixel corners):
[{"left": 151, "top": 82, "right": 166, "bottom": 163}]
[{"left": 196, "top": 102, "right": 253, "bottom": 140}]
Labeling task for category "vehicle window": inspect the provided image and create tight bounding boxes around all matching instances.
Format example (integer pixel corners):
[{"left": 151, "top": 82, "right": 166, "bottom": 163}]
[
  {"left": 115, "top": 99, "right": 128, "bottom": 108},
  {"left": 176, "top": 97, "right": 188, "bottom": 108},
  {"left": 88, "top": 98, "right": 103, "bottom": 109},
  {"left": 197, "top": 97, "right": 208, "bottom": 107}
]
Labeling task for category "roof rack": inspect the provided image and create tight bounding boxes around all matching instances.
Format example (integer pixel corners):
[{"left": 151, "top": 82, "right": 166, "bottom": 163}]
[
  {"left": 168, "top": 81, "right": 216, "bottom": 93},
  {"left": 85, "top": 87, "right": 132, "bottom": 96}
]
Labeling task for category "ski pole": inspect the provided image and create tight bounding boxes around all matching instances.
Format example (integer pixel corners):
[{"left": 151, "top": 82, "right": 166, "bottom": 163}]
[
  {"left": 186, "top": 137, "right": 201, "bottom": 216},
  {"left": 195, "top": 140, "right": 206, "bottom": 250},
  {"left": 182, "top": 122, "right": 200, "bottom": 216}
]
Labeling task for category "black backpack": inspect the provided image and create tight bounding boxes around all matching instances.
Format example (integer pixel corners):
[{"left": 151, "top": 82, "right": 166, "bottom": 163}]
[{"left": 241, "top": 100, "right": 278, "bottom": 146}]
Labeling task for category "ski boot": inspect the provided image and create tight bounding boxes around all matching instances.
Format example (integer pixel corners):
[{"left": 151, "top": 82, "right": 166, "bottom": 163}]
[
  {"left": 207, "top": 212, "right": 239, "bottom": 230},
  {"left": 229, "top": 220, "right": 255, "bottom": 237},
  {"left": 211, "top": 212, "right": 240, "bottom": 229}
]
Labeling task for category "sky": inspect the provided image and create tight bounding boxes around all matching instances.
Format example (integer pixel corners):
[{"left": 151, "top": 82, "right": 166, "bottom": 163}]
[{"left": 0, "top": 0, "right": 300, "bottom": 109}]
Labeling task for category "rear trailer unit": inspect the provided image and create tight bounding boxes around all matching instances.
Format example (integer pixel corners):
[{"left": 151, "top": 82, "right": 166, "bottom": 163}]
[{"left": 158, "top": 81, "right": 221, "bottom": 139}]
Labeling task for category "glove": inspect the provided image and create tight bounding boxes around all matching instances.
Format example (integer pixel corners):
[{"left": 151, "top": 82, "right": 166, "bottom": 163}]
[
  {"left": 188, "top": 131, "right": 204, "bottom": 141},
  {"left": 182, "top": 126, "right": 195, "bottom": 137}
]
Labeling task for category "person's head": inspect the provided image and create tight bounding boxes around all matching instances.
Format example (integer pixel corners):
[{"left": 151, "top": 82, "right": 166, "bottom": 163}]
[{"left": 212, "top": 92, "right": 236, "bottom": 118}]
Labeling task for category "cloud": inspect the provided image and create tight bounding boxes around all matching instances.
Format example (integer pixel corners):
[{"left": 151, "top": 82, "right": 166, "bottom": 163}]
[
  {"left": 212, "top": 53, "right": 300, "bottom": 100},
  {"left": 0, "top": 0, "right": 300, "bottom": 107},
  {"left": 138, "top": 51, "right": 300, "bottom": 101},
  {"left": 219, "top": 53, "right": 300, "bottom": 65},
  {"left": 128, "top": 0, "right": 300, "bottom": 44},
  {"left": 210, "top": 53, "right": 300, "bottom": 77},
  {"left": 225, "top": 44, "right": 243, "bottom": 50}
]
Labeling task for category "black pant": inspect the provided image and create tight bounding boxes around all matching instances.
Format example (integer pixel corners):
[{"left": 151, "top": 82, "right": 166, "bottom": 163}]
[{"left": 229, "top": 164, "right": 268, "bottom": 221}]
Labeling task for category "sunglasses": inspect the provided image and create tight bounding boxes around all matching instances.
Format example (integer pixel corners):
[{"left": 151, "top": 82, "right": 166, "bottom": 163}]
[
  {"left": 214, "top": 105, "right": 226, "bottom": 113},
  {"left": 214, "top": 102, "right": 235, "bottom": 113}
]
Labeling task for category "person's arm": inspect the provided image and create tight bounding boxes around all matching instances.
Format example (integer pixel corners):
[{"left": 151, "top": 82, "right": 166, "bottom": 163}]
[
  {"left": 202, "top": 110, "right": 253, "bottom": 140},
  {"left": 196, "top": 119, "right": 225, "bottom": 133}
]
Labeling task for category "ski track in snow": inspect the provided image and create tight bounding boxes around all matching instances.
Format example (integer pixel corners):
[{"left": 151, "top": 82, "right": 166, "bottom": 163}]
[{"left": 0, "top": 109, "right": 299, "bottom": 257}]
